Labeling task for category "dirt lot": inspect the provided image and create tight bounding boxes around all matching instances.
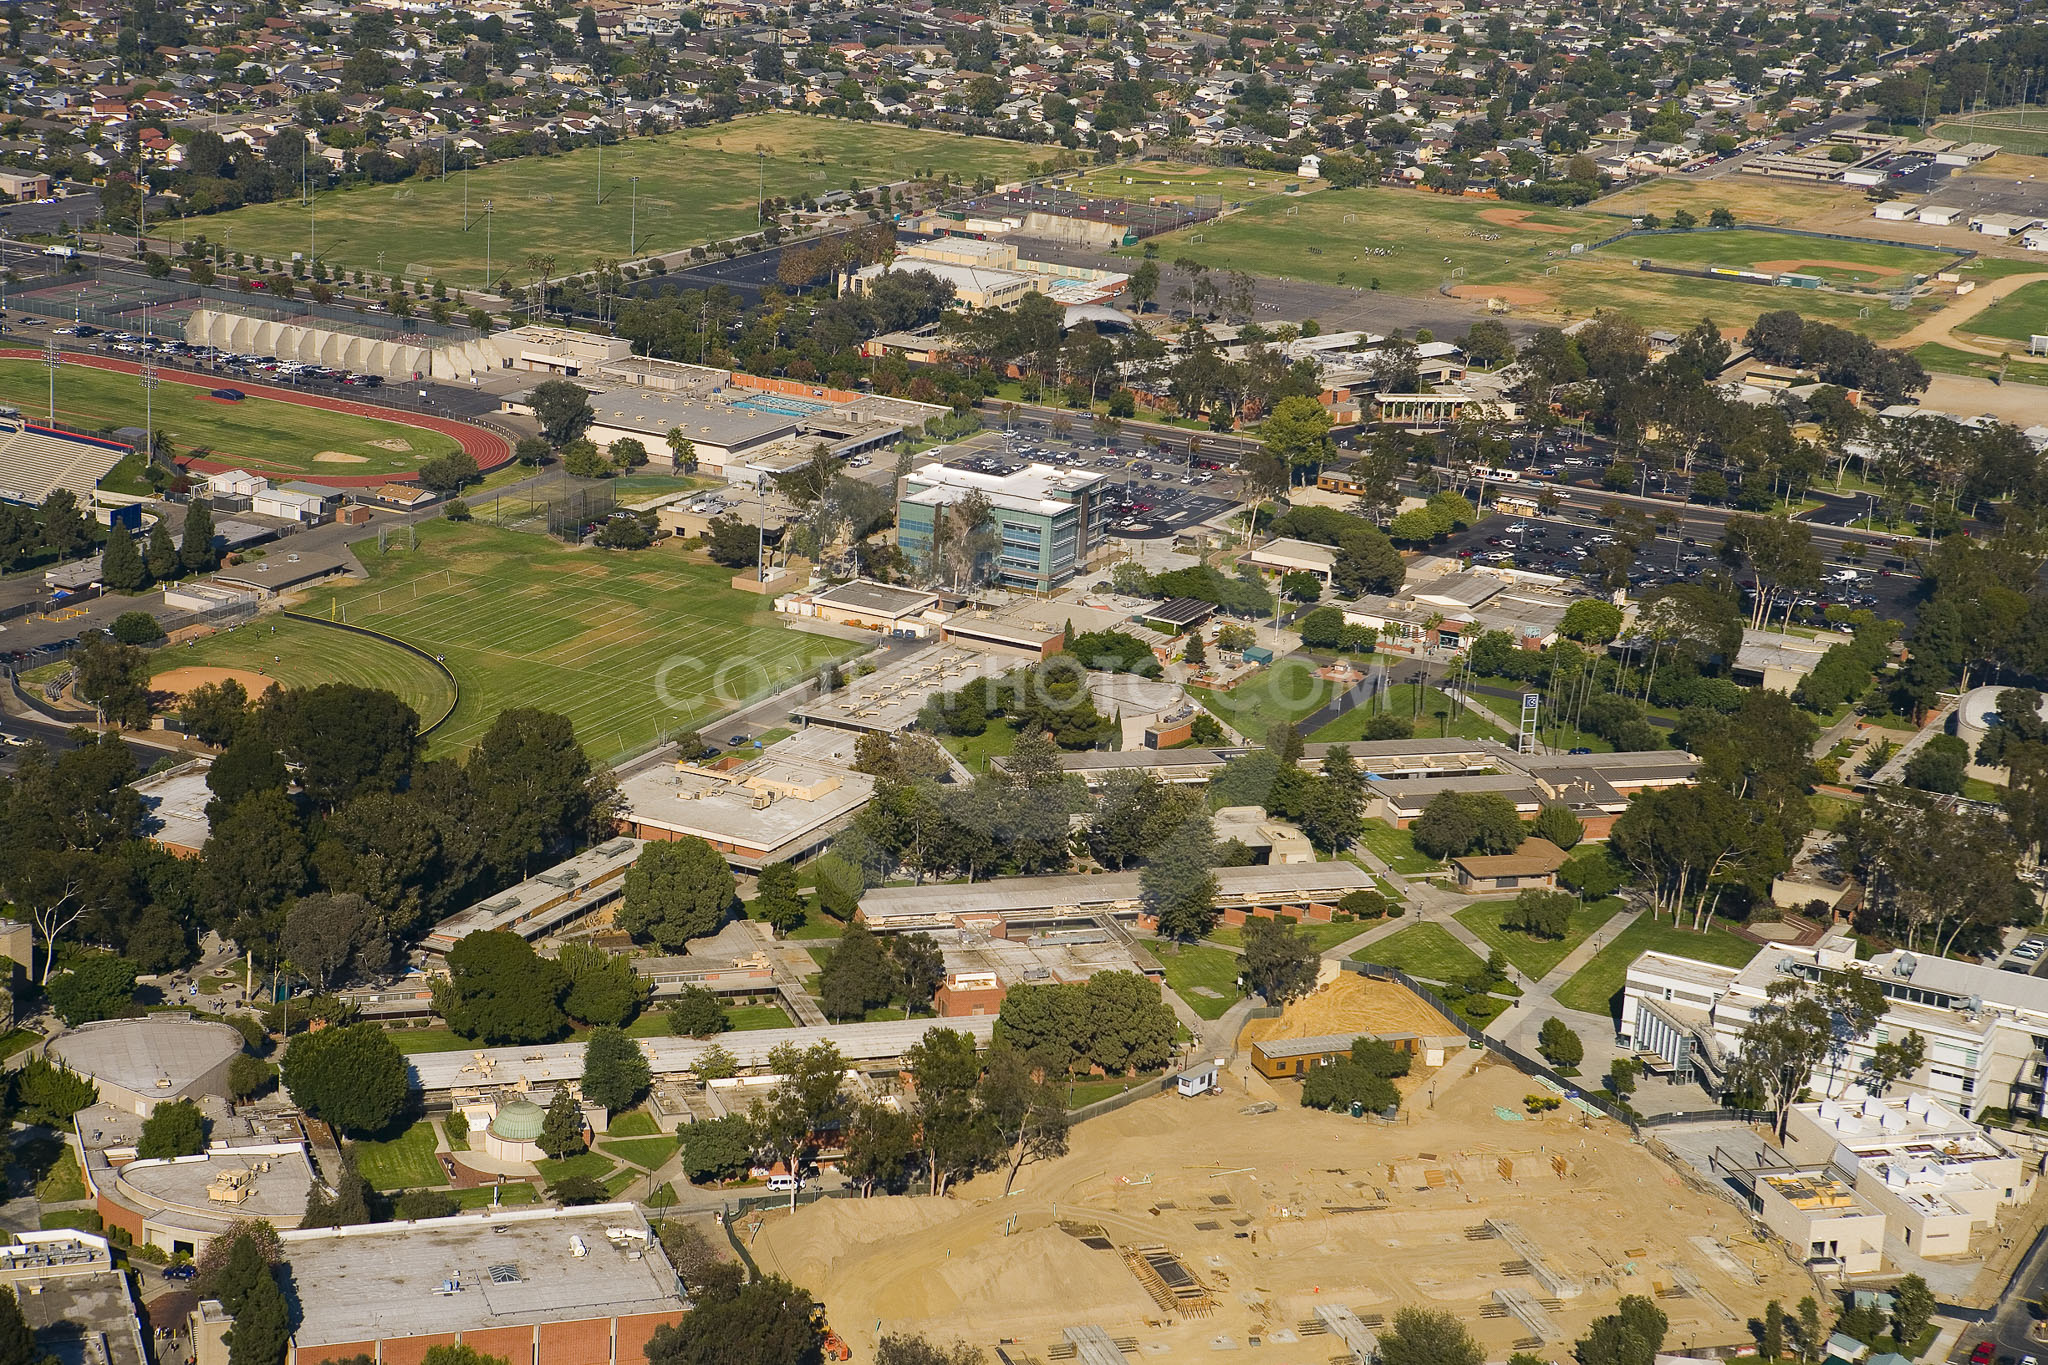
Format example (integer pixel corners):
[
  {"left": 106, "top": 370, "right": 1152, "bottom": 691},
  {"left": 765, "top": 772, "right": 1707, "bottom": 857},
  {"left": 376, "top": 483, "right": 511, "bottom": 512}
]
[
  {"left": 749, "top": 1052, "right": 1811, "bottom": 1363},
  {"left": 1240, "top": 971, "right": 1459, "bottom": 1046},
  {"left": 149, "top": 665, "right": 280, "bottom": 701}
]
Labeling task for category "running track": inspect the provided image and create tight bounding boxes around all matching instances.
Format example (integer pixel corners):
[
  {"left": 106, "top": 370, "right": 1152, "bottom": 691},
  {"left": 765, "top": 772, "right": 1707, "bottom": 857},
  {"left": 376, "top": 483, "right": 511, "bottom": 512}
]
[{"left": 0, "top": 348, "right": 512, "bottom": 488}]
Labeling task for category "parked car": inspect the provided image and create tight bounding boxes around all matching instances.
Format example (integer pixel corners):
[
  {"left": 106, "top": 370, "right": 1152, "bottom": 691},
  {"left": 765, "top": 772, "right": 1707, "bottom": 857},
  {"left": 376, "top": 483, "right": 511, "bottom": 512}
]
[{"left": 162, "top": 1265, "right": 196, "bottom": 1281}]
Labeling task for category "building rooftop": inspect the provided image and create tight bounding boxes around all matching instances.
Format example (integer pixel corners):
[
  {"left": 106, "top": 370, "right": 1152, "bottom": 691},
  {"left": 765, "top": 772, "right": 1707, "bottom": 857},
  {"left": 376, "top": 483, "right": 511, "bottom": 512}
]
[
  {"left": 542, "top": 385, "right": 801, "bottom": 450},
  {"left": 791, "top": 644, "right": 1006, "bottom": 735},
  {"left": 904, "top": 459, "right": 1103, "bottom": 518},
  {"left": 859, "top": 862, "right": 1376, "bottom": 928},
  {"left": 47, "top": 1016, "right": 243, "bottom": 1099},
  {"left": 808, "top": 580, "right": 940, "bottom": 619},
  {"left": 113, "top": 1143, "right": 316, "bottom": 1225},
  {"left": 133, "top": 759, "right": 213, "bottom": 853},
  {"left": 280, "top": 1206, "right": 683, "bottom": 1350},
  {"left": 1452, "top": 837, "right": 1568, "bottom": 878},
  {"left": 20, "top": 1269, "right": 145, "bottom": 1365},
  {"left": 615, "top": 735, "right": 874, "bottom": 865},
  {"left": 423, "top": 837, "right": 644, "bottom": 953},
  {"left": 406, "top": 1016, "right": 999, "bottom": 1094}
]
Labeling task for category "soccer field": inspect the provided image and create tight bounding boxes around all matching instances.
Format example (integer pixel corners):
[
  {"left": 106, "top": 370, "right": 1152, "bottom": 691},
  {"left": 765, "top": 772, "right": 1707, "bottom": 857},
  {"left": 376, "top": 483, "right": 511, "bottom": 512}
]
[
  {"left": 1956, "top": 279, "right": 2048, "bottom": 344},
  {"left": 148, "top": 614, "right": 457, "bottom": 728},
  {"left": 0, "top": 359, "right": 460, "bottom": 476},
  {"left": 1620, "top": 228, "right": 1951, "bottom": 287},
  {"left": 200, "top": 113, "right": 1045, "bottom": 284},
  {"left": 295, "top": 522, "right": 862, "bottom": 762}
]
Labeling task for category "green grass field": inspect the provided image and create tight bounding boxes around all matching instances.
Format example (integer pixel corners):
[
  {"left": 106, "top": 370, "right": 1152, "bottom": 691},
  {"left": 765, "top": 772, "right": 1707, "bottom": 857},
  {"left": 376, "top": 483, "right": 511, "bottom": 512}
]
[
  {"left": 452, "top": 1182, "right": 539, "bottom": 1209},
  {"left": 1454, "top": 896, "right": 1625, "bottom": 981},
  {"left": 1130, "top": 184, "right": 1924, "bottom": 337},
  {"left": 387, "top": 1028, "right": 482, "bottom": 1054},
  {"left": 598, "top": 1134, "right": 680, "bottom": 1169},
  {"left": 149, "top": 615, "right": 456, "bottom": 727},
  {"left": 1190, "top": 657, "right": 1334, "bottom": 739},
  {"left": 1551, "top": 912, "right": 1761, "bottom": 1018},
  {"left": 726, "top": 1004, "right": 793, "bottom": 1031},
  {"left": 1064, "top": 161, "right": 1306, "bottom": 200},
  {"left": 535, "top": 1150, "right": 617, "bottom": 1186},
  {"left": 352, "top": 1119, "right": 446, "bottom": 1192},
  {"left": 1311, "top": 686, "right": 1509, "bottom": 745},
  {"left": 296, "top": 521, "right": 860, "bottom": 762},
  {"left": 1351, "top": 922, "right": 1485, "bottom": 984},
  {"left": 1204, "top": 918, "right": 1374, "bottom": 952},
  {"left": 0, "top": 360, "right": 460, "bottom": 477},
  {"left": 1956, "top": 280, "right": 2048, "bottom": 344},
  {"left": 1934, "top": 115, "right": 2048, "bottom": 156},
  {"left": 202, "top": 112, "right": 1043, "bottom": 283},
  {"left": 35, "top": 1149, "right": 84, "bottom": 1203},
  {"left": 1356, "top": 821, "right": 1441, "bottom": 875},
  {"left": 1914, "top": 341, "right": 2048, "bottom": 387},
  {"left": 1156, "top": 943, "right": 1243, "bottom": 1019},
  {"left": 1619, "top": 229, "right": 1949, "bottom": 288}
]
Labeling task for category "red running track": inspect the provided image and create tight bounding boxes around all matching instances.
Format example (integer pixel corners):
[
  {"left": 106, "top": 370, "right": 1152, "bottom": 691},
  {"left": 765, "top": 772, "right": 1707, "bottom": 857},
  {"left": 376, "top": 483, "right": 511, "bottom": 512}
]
[{"left": 0, "top": 348, "right": 513, "bottom": 488}]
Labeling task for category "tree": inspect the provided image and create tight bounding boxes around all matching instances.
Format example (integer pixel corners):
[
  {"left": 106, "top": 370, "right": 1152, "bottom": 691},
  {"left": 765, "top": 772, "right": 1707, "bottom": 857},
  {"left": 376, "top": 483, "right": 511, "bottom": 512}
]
[
  {"left": 110, "top": 609, "right": 163, "bottom": 644},
  {"left": 194, "top": 1221, "right": 283, "bottom": 1307},
  {"left": 280, "top": 1024, "right": 407, "bottom": 1134},
  {"left": 76, "top": 638, "right": 151, "bottom": 728},
  {"left": 820, "top": 919, "right": 898, "bottom": 1021},
  {"left": 667, "top": 985, "right": 729, "bottom": 1038},
  {"left": 1300, "top": 1036, "right": 1409, "bottom": 1114},
  {"left": 877, "top": 1337, "right": 985, "bottom": 1365},
  {"left": 228, "top": 1053, "right": 275, "bottom": 1100},
  {"left": 226, "top": 1268, "right": 290, "bottom": 1365},
  {"left": 1730, "top": 969, "right": 1888, "bottom": 1139},
  {"left": 580, "top": 1026, "right": 651, "bottom": 1114},
  {"left": 538, "top": 1087, "right": 585, "bottom": 1159},
  {"left": 1538, "top": 1017, "right": 1583, "bottom": 1070},
  {"left": 1903, "top": 733, "right": 1969, "bottom": 795},
  {"left": 619, "top": 838, "right": 735, "bottom": 950},
  {"left": 146, "top": 516, "right": 179, "bottom": 581},
  {"left": 265, "top": 683, "right": 422, "bottom": 810},
  {"left": 678, "top": 1113, "right": 755, "bottom": 1184},
  {"left": 1797, "top": 1298, "right": 1825, "bottom": 1361},
  {"left": 665, "top": 429, "right": 698, "bottom": 472},
  {"left": 182, "top": 677, "right": 249, "bottom": 747},
  {"left": 1379, "top": 1309, "right": 1483, "bottom": 1365},
  {"left": 705, "top": 514, "right": 760, "bottom": 568},
  {"left": 596, "top": 514, "right": 654, "bottom": 550},
  {"left": 421, "top": 1345, "right": 510, "bottom": 1365},
  {"left": 138, "top": 1099, "right": 209, "bottom": 1158},
  {"left": 1559, "top": 599, "right": 1623, "bottom": 645},
  {"left": 642, "top": 1275, "right": 822, "bottom": 1365},
  {"left": 515, "top": 435, "right": 552, "bottom": 466},
  {"left": 1892, "top": 1274, "right": 1935, "bottom": 1344},
  {"left": 435, "top": 931, "right": 569, "bottom": 1044},
  {"left": 417, "top": 451, "right": 479, "bottom": 493},
  {"left": 280, "top": 892, "right": 376, "bottom": 990},
  {"left": 749, "top": 1042, "right": 847, "bottom": 1181},
  {"left": 464, "top": 708, "right": 600, "bottom": 880},
  {"left": 101, "top": 530, "right": 147, "bottom": 592},
  {"left": 754, "top": 861, "right": 806, "bottom": 934},
  {"left": 0, "top": 1287, "right": 39, "bottom": 1365},
  {"left": 1411, "top": 790, "right": 1524, "bottom": 859},
  {"left": 528, "top": 378, "right": 595, "bottom": 445},
  {"left": 1761, "top": 1301, "right": 1786, "bottom": 1362},
  {"left": 1575, "top": 1295, "right": 1667, "bottom": 1365},
  {"left": 1531, "top": 804, "right": 1584, "bottom": 850},
  {"left": 1502, "top": 888, "right": 1576, "bottom": 939},
  {"left": 1865, "top": 1029, "right": 1926, "bottom": 1096},
  {"left": 1142, "top": 813, "right": 1220, "bottom": 940},
  {"left": 888, "top": 932, "right": 945, "bottom": 1013},
  {"left": 48, "top": 954, "right": 137, "bottom": 1025},
  {"left": 181, "top": 498, "right": 217, "bottom": 573},
  {"left": 1261, "top": 395, "right": 1336, "bottom": 479},
  {"left": 843, "top": 1100, "right": 917, "bottom": 1195},
  {"left": 1240, "top": 916, "right": 1317, "bottom": 1003},
  {"left": 559, "top": 941, "right": 648, "bottom": 1027}
]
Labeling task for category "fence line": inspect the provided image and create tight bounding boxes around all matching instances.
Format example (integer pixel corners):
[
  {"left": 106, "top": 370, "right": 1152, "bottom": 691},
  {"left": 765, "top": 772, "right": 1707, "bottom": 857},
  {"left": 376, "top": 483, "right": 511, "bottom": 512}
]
[{"left": 277, "top": 609, "right": 460, "bottom": 735}]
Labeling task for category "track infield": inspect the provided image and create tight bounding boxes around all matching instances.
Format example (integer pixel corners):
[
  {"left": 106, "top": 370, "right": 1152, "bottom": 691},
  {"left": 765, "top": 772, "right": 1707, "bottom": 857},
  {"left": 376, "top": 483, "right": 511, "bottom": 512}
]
[{"left": 148, "top": 615, "right": 456, "bottom": 726}]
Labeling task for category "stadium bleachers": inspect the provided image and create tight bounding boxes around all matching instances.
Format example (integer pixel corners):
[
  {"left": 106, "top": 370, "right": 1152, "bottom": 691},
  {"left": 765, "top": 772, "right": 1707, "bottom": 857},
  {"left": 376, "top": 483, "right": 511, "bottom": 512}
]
[{"left": 0, "top": 422, "right": 127, "bottom": 506}]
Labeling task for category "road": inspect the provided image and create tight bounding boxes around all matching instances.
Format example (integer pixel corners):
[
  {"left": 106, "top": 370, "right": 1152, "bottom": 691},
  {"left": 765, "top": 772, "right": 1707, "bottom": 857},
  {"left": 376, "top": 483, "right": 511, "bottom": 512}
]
[{"left": 1951, "top": 1226, "right": 2048, "bottom": 1364}]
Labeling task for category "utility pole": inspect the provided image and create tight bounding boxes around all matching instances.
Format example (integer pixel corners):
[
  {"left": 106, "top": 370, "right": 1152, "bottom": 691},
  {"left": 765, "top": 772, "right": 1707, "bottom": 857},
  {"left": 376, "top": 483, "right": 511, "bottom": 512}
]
[
  {"left": 597, "top": 126, "right": 604, "bottom": 205},
  {"left": 630, "top": 176, "right": 640, "bottom": 255},
  {"left": 485, "top": 200, "right": 493, "bottom": 293}
]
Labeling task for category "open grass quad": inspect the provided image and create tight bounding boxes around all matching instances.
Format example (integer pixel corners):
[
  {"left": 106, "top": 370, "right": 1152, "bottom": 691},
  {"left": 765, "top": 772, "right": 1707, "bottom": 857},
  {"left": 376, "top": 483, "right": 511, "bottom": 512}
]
[
  {"left": 200, "top": 112, "right": 1044, "bottom": 283},
  {"left": 292, "top": 520, "right": 862, "bottom": 763},
  {"left": 147, "top": 614, "right": 457, "bottom": 728},
  {"left": 1125, "top": 183, "right": 1928, "bottom": 336},
  {"left": 1953, "top": 278, "right": 2048, "bottom": 344},
  {"left": 0, "top": 358, "right": 460, "bottom": 476}
]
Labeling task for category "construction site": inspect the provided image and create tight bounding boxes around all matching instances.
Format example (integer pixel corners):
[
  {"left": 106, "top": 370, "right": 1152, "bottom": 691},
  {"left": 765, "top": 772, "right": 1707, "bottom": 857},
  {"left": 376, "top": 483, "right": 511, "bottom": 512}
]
[{"left": 746, "top": 978, "right": 1815, "bottom": 1364}]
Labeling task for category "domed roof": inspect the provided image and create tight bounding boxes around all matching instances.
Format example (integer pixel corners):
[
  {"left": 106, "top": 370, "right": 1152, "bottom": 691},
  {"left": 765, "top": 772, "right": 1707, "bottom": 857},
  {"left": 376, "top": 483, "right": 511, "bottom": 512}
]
[{"left": 489, "top": 1099, "right": 545, "bottom": 1141}]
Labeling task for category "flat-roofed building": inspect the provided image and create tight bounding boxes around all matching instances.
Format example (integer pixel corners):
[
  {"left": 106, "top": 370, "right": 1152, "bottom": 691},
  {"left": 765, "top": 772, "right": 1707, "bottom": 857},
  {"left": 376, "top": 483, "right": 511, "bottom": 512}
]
[
  {"left": 1246, "top": 537, "right": 1340, "bottom": 584},
  {"left": 858, "top": 861, "right": 1378, "bottom": 934},
  {"left": 277, "top": 1206, "right": 686, "bottom": 1365},
  {"left": 898, "top": 460, "right": 1104, "bottom": 592},
  {"left": 1752, "top": 1169, "right": 1886, "bottom": 1273},
  {"left": 423, "top": 838, "right": 644, "bottom": 955},
  {"left": 47, "top": 1016, "right": 245, "bottom": 1116},
  {"left": 133, "top": 758, "right": 213, "bottom": 857},
  {"left": 0, "top": 1231, "right": 146, "bottom": 1365},
  {"left": 791, "top": 645, "right": 1006, "bottom": 734},
  {"left": 777, "top": 579, "right": 941, "bottom": 637},
  {"left": 615, "top": 729, "right": 875, "bottom": 870},
  {"left": 90, "top": 1140, "right": 317, "bottom": 1258}
]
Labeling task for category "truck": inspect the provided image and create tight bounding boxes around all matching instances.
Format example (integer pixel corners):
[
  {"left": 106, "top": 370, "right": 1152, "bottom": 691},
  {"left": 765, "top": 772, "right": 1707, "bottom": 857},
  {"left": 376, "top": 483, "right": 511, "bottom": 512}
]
[{"left": 42, "top": 245, "right": 77, "bottom": 259}]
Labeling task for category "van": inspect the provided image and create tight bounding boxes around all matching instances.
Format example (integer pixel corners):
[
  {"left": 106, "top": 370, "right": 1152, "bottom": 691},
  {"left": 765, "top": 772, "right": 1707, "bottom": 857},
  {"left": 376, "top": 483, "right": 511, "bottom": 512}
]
[{"left": 767, "top": 1175, "right": 803, "bottom": 1192}]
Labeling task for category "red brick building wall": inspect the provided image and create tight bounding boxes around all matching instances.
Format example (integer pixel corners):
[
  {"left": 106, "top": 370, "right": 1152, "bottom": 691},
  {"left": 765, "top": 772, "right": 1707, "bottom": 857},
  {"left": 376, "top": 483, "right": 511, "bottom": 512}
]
[
  {"left": 536, "top": 1317, "right": 615, "bottom": 1365},
  {"left": 379, "top": 1332, "right": 459, "bottom": 1365},
  {"left": 615, "top": 1311, "right": 689, "bottom": 1364},
  {"left": 460, "top": 1325, "right": 535, "bottom": 1364}
]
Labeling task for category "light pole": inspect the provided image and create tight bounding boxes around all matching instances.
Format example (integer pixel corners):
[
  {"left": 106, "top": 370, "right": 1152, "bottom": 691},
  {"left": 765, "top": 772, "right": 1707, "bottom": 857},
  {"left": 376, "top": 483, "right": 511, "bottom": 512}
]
[
  {"left": 42, "top": 340, "right": 59, "bottom": 426},
  {"left": 484, "top": 200, "right": 493, "bottom": 293},
  {"left": 464, "top": 155, "right": 471, "bottom": 229},
  {"left": 140, "top": 360, "right": 158, "bottom": 459},
  {"left": 630, "top": 176, "right": 640, "bottom": 255},
  {"left": 596, "top": 127, "right": 604, "bottom": 205}
]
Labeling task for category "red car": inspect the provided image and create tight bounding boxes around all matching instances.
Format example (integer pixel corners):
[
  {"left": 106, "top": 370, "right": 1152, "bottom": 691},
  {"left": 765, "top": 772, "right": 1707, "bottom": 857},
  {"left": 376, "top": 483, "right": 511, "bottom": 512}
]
[{"left": 1971, "top": 1341, "right": 1995, "bottom": 1365}]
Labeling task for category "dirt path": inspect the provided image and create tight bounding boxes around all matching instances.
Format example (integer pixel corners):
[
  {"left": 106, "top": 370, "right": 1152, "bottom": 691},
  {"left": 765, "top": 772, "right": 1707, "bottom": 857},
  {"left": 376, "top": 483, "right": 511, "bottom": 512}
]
[{"left": 1896, "top": 270, "right": 2048, "bottom": 355}]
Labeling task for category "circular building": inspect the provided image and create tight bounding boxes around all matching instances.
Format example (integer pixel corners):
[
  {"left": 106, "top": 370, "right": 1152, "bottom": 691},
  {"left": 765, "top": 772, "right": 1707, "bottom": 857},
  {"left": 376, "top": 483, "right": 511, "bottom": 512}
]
[
  {"left": 481, "top": 1098, "right": 546, "bottom": 1163},
  {"left": 47, "top": 1016, "right": 245, "bottom": 1116},
  {"left": 1955, "top": 685, "right": 2048, "bottom": 759}
]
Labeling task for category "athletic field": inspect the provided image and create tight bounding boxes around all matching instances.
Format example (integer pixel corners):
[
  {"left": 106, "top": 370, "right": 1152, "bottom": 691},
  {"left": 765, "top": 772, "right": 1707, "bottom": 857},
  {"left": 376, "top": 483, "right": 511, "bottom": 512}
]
[
  {"left": 148, "top": 614, "right": 456, "bottom": 726},
  {"left": 294, "top": 522, "right": 861, "bottom": 761},
  {"left": 0, "top": 359, "right": 460, "bottom": 476},
  {"left": 1956, "top": 279, "right": 2048, "bottom": 345},
  {"left": 199, "top": 113, "right": 1045, "bottom": 284},
  {"left": 1620, "top": 228, "right": 1951, "bottom": 288}
]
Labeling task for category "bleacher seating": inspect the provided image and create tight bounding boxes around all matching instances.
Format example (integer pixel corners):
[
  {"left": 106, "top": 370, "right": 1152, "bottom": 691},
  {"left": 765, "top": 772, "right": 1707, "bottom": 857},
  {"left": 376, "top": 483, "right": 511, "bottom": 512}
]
[{"left": 0, "top": 424, "right": 127, "bottom": 506}]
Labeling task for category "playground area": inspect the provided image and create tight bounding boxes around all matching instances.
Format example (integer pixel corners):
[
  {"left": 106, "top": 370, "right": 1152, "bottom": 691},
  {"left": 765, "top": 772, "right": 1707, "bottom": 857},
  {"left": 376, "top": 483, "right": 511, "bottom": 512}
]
[{"left": 748, "top": 1051, "right": 1809, "bottom": 1363}]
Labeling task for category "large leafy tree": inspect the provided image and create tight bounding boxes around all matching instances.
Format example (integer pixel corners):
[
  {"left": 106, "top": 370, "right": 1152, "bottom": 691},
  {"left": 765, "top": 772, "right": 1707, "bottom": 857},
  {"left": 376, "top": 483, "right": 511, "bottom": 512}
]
[
  {"left": 619, "top": 838, "right": 735, "bottom": 950},
  {"left": 465, "top": 709, "right": 601, "bottom": 879},
  {"left": 1379, "top": 1309, "right": 1482, "bottom": 1365},
  {"left": 138, "top": 1099, "right": 209, "bottom": 1159},
  {"left": 1240, "top": 917, "right": 1316, "bottom": 1004},
  {"left": 1729, "top": 969, "right": 1887, "bottom": 1140},
  {"left": 1575, "top": 1296, "right": 1668, "bottom": 1365},
  {"left": 642, "top": 1274, "right": 822, "bottom": 1365},
  {"left": 280, "top": 1024, "right": 407, "bottom": 1135},
  {"left": 579, "top": 1026, "right": 651, "bottom": 1114},
  {"left": 559, "top": 941, "right": 648, "bottom": 1026},
  {"left": 749, "top": 1043, "right": 847, "bottom": 1180},
  {"left": 1141, "top": 810, "right": 1219, "bottom": 940},
  {"left": 435, "top": 931, "right": 570, "bottom": 1044}
]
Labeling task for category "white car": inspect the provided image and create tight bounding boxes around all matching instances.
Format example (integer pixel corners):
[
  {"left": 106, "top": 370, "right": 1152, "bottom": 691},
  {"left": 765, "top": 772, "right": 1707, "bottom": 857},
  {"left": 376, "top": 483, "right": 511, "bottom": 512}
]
[{"left": 0, "top": 734, "right": 27, "bottom": 748}]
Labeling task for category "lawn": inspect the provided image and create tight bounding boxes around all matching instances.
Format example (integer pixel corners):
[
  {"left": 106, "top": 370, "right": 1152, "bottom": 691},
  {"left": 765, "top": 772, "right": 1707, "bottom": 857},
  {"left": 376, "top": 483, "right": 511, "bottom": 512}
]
[
  {"left": 1063, "top": 1070, "right": 1169, "bottom": 1107},
  {"left": 1551, "top": 913, "right": 1763, "bottom": 1018},
  {"left": 1620, "top": 228, "right": 1951, "bottom": 287},
  {"left": 1190, "top": 657, "right": 1334, "bottom": 740},
  {"left": 599, "top": 1134, "right": 681, "bottom": 1169},
  {"left": 939, "top": 718, "right": 1020, "bottom": 773},
  {"left": 149, "top": 615, "right": 456, "bottom": 729},
  {"left": 1156, "top": 943, "right": 1244, "bottom": 1019},
  {"left": 605, "top": 1110, "right": 660, "bottom": 1138},
  {"left": 296, "top": 520, "right": 862, "bottom": 762},
  {"left": 451, "top": 1181, "right": 539, "bottom": 1209},
  {"left": 1915, "top": 341, "right": 2048, "bottom": 387},
  {"left": 1351, "top": 922, "right": 1486, "bottom": 984},
  {"left": 726, "top": 1004, "right": 793, "bottom": 1031},
  {"left": 535, "top": 1150, "right": 617, "bottom": 1186},
  {"left": 201, "top": 112, "right": 1044, "bottom": 282},
  {"left": 1954, "top": 279, "right": 2048, "bottom": 345},
  {"left": 1311, "top": 686, "right": 1509, "bottom": 744},
  {"left": 1454, "top": 896, "right": 1625, "bottom": 981},
  {"left": 35, "top": 1148, "right": 84, "bottom": 1203},
  {"left": 1933, "top": 115, "right": 2048, "bottom": 156},
  {"left": 0, "top": 1028, "right": 39, "bottom": 1061},
  {"left": 0, "top": 359, "right": 460, "bottom": 478},
  {"left": 352, "top": 1119, "right": 447, "bottom": 1192},
  {"left": 1356, "top": 821, "right": 1441, "bottom": 875},
  {"left": 38, "top": 1210, "right": 102, "bottom": 1233},
  {"left": 386, "top": 1028, "right": 480, "bottom": 1055},
  {"left": 1205, "top": 918, "right": 1378, "bottom": 953}
]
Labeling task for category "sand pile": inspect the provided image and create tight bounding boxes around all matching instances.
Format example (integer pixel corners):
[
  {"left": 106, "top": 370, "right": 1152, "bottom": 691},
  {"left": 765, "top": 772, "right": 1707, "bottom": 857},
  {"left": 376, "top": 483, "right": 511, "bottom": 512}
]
[{"left": 1238, "top": 972, "right": 1456, "bottom": 1047}]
